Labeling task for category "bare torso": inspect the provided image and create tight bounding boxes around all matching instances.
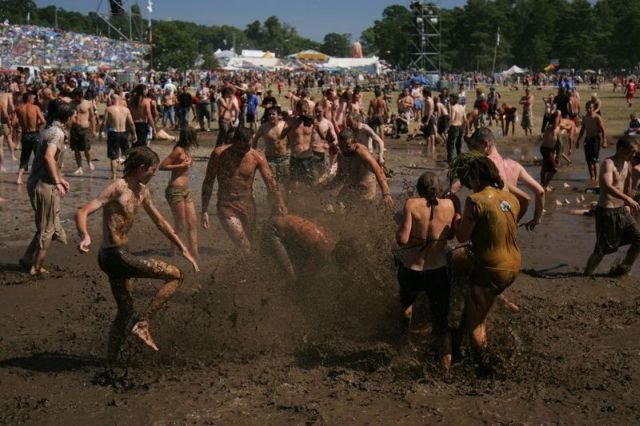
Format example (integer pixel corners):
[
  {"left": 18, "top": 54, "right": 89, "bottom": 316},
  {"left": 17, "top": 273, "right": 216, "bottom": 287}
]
[
  {"left": 102, "top": 179, "right": 147, "bottom": 247},
  {"left": 284, "top": 118, "right": 313, "bottom": 159}
]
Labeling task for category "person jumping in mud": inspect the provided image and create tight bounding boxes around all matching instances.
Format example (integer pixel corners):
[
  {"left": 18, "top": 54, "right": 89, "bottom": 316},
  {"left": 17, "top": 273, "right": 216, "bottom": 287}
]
[
  {"left": 584, "top": 137, "right": 640, "bottom": 277},
  {"left": 201, "top": 127, "right": 287, "bottom": 253},
  {"left": 263, "top": 213, "right": 336, "bottom": 281},
  {"left": 395, "top": 172, "right": 457, "bottom": 369},
  {"left": 449, "top": 153, "right": 524, "bottom": 370},
  {"left": 75, "top": 146, "right": 199, "bottom": 361}
]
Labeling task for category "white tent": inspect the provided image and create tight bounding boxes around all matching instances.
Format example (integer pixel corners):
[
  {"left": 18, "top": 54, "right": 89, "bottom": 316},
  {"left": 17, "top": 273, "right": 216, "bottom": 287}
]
[
  {"left": 502, "top": 65, "right": 527, "bottom": 76},
  {"left": 226, "top": 57, "right": 284, "bottom": 71},
  {"left": 241, "top": 49, "right": 268, "bottom": 58},
  {"left": 320, "top": 57, "right": 382, "bottom": 74}
]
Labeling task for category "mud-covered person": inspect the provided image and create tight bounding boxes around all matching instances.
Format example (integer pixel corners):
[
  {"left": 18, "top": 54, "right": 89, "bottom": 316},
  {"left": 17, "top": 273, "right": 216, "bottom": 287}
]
[
  {"left": 325, "top": 128, "right": 393, "bottom": 210},
  {"left": 75, "top": 146, "right": 199, "bottom": 360},
  {"left": 201, "top": 127, "right": 287, "bottom": 253},
  {"left": 395, "top": 172, "right": 457, "bottom": 369},
  {"left": 263, "top": 213, "right": 336, "bottom": 281},
  {"left": 19, "top": 103, "right": 75, "bottom": 276},
  {"left": 99, "top": 93, "right": 137, "bottom": 179},
  {"left": 160, "top": 127, "right": 200, "bottom": 258},
  {"left": 449, "top": 153, "right": 524, "bottom": 370},
  {"left": 312, "top": 103, "right": 339, "bottom": 182},
  {"left": 584, "top": 137, "right": 640, "bottom": 277}
]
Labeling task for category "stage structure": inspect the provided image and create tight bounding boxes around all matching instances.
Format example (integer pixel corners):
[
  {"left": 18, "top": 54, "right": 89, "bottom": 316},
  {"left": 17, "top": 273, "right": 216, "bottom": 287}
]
[
  {"left": 408, "top": 0, "right": 441, "bottom": 74},
  {"left": 95, "top": 0, "right": 146, "bottom": 42}
]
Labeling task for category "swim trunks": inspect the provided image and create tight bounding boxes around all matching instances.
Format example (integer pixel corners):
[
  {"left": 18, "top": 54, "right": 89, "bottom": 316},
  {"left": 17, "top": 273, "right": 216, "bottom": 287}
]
[
  {"left": 19, "top": 131, "right": 40, "bottom": 171},
  {"left": 593, "top": 206, "right": 640, "bottom": 255},
  {"left": 584, "top": 135, "right": 601, "bottom": 165},
  {"left": 289, "top": 156, "right": 314, "bottom": 184},
  {"left": 70, "top": 125, "right": 91, "bottom": 151},
  {"left": 540, "top": 146, "right": 557, "bottom": 173},
  {"left": 217, "top": 197, "right": 256, "bottom": 234},
  {"left": 106, "top": 130, "right": 130, "bottom": 160},
  {"left": 98, "top": 246, "right": 182, "bottom": 281},
  {"left": 165, "top": 185, "right": 193, "bottom": 206}
]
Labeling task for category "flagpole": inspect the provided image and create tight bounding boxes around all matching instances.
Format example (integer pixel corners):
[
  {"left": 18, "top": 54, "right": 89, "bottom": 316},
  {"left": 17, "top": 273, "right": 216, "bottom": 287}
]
[
  {"left": 147, "top": 1, "right": 153, "bottom": 70},
  {"left": 491, "top": 27, "right": 500, "bottom": 76}
]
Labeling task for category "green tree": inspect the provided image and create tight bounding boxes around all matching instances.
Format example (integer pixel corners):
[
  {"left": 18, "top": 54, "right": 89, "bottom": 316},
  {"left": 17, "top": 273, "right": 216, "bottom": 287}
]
[{"left": 321, "top": 33, "right": 351, "bottom": 57}]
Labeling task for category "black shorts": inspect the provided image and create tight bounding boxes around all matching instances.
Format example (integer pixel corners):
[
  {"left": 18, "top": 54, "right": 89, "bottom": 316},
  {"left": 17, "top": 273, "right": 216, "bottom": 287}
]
[
  {"left": 19, "top": 132, "right": 40, "bottom": 171},
  {"left": 289, "top": 156, "right": 313, "bottom": 184},
  {"left": 134, "top": 122, "right": 149, "bottom": 147},
  {"left": 594, "top": 206, "right": 640, "bottom": 255},
  {"left": 437, "top": 115, "right": 450, "bottom": 134},
  {"left": 70, "top": 126, "right": 91, "bottom": 151},
  {"left": 397, "top": 265, "right": 450, "bottom": 334},
  {"left": 98, "top": 246, "right": 182, "bottom": 281},
  {"left": 107, "top": 131, "right": 130, "bottom": 160},
  {"left": 584, "top": 136, "right": 601, "bottom": 165}
]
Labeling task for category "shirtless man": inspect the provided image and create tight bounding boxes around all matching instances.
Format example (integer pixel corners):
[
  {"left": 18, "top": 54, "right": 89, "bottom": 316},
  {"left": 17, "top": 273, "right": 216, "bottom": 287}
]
[
  {"left": 367, "top": 87, "right": 389, "bottom": 140},
  {"left": 328, "top": 128, "right": 393, "bottom": 210},
  {"left": 128, "top": 84, "right": 157, "bottom": 148},
  {"left": 519, "top": 88, "right": 534, "bottom": 136},
  {"left": 201, "top": 127, "right": 287, "bottom": 252},
  {"left": 584, "top": 137, "right": 640, "bottom": 276},
  {"left": 216, "top": 86, "right": 239, "bottom": 147},
  {"left": 347, "top": 112, "right": 385, "bottom": 164},
  {"left": 447, "top": 95, "right": 467, "bottom": 164},
  {"left": 577, "top": 103, "right": 608, "bottom": 182},
  {"left": 100, "top": 94, "right": 137, "bottom": 179},
  {"left": 281, "top": 100, "right": 314, "bottom": 192},
  {"left": 15, "top": 92, "right": 46, "bottom": 185},
  {"left": 469, "top": 128, "right": 543, "bottom": 230},
  {"left": 0, "top": 83, "right": 16, "bottom": 163},
  {"left": 540, "top": 120, "right": 561, "bottom": 191},
  {"left": 70, "top": 88, "right": 96, "bottom": 175},
  {"left": 0, "top": 96, "right": 11, "bottom": 176},
  {"left": 312, "top": 104, "right": 338, "bottom": 182},
  {"left": 394, "top": 88, "right": 414, "bottom": 139},
  {"left": 264, "top": 213, "right": 336, "bottom": 281},
  {"left": 252, "top": 106, "right": 289, "bottom": 187},
  {"left": 396, "top": 172, "right": 457, "bottom": 369},
  {"left": 75, "top": 146, "right": 199, "bottom": 360}
]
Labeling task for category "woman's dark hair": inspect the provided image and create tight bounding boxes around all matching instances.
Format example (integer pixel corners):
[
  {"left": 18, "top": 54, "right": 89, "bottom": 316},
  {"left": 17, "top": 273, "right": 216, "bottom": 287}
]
[
  {"left": 123, "top": 146, "right": 160, "bottom": 176},
  {"left": 130, "top": 84, "right": 146, "bottom": 108},
  {"left": 416, "top": 172, "right": 440, "bottom": 206},
  {"left": 449, "top": 151, "right": 504, "bottom": 190},
  {"left": 176, "top": 127, "right": 198, "bottom": 150}
]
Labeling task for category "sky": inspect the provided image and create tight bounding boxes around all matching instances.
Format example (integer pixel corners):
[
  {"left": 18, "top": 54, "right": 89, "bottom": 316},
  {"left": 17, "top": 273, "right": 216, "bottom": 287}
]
[{"left": 35, "top": 0, "right": 466, "bottom": 42}]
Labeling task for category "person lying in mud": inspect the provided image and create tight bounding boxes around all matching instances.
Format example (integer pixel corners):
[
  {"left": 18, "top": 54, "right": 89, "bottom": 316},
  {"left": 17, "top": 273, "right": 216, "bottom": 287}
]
[
  {"left": 75, "top": 146, "right": 199, "bottom": 361},
  {"left": 324, "top": 128, "right": 394, "bottom": 210},
  {"left": 584, "top": 137, "right": 640, "bottom": 277},
  {"left": 201, "top": 127, "right": 287, "bottom": 253},
  {"left": 448, "top": 152, "right": 524, "bottom": 369},
  {"left": 395, "top": 172, "right": 458, "bottom": 370},
  {"left": 263, "top": 213, "right": 336, "bottom": 281}
]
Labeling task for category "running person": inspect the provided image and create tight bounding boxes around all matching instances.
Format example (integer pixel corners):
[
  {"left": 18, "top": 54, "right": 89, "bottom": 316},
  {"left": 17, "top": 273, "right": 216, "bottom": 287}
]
[{"left": 75, "top": 146, "right": 199, "bottom": 360}]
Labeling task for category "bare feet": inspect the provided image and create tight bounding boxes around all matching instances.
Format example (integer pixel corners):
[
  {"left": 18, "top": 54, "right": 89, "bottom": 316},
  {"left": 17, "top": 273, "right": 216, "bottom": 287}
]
[
  {"left": 29, "top": 266, "right": 49, "bottom": 276},
  {"left": 16, "top": 179, "right": 24, "bottom": 185},
  {"left": 89, "top": 162, "right": 95, "bottom": 171},
  {"left": 131, "top": 321, "right": 159, "bottom": 351},
  {"left": 498, "top": 295, "right": 521, "bottom": 314},
  {"left": 74, "top": 167, "right": 84, "bottom": 176}
]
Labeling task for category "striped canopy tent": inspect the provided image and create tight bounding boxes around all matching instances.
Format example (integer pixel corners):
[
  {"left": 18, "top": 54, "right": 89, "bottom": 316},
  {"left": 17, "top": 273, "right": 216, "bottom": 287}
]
[{"left": 288, "top": 49, "right": 330, "bottom": 62}]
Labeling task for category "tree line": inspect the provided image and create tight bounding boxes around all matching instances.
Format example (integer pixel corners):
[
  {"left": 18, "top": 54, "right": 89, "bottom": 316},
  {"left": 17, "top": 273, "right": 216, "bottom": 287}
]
[{"left": 1, "top": 0, "right": 638, "bottom": 72}]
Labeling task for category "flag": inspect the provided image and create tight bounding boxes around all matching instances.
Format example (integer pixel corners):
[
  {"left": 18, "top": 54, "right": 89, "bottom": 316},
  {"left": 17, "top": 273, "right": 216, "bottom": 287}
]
[
  {"left": 496, "top": 29, "right": 500, "bottom": 47},
  {"left": 147, "top": 1, "right": 153, "bottom": 13},
  {"left": 26, "top": 12, "right": 30, "bottom": 24}
]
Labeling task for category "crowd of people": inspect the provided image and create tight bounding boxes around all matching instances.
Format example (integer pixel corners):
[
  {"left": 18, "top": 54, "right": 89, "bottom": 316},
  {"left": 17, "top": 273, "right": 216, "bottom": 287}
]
[{"left": 1, "top": 64, "right": 640, "bottom": 375}]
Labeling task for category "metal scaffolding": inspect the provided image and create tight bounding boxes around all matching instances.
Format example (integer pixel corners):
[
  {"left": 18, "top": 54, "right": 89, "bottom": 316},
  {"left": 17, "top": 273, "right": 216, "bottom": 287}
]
[{"left": 408, "top": 1, "right": 441, "bottom": 74}]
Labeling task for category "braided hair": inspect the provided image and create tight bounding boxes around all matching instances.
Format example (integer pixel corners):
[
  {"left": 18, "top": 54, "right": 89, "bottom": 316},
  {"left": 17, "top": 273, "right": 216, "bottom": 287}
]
[
  {"left": 416, "top": 172, "right": 440, "bottom": 207},
  {"left": 448, "top": 151, "right": 504, "bottom": 190}
]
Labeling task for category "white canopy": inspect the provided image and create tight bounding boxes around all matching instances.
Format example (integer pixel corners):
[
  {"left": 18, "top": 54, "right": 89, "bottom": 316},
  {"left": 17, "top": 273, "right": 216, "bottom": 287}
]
[
  {"left": 320, "top": 57, "right": 382, "bottom": 74},
  {"left": 502, "top": 65, "right": 527, "bottom": 75},
  {"left": 226, "top": 57, "right": 284, "bottom": 70}
]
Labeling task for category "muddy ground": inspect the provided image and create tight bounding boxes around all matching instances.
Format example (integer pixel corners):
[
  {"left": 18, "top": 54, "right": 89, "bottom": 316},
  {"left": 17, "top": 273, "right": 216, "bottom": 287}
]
[{"left": 1, "top": 99, "right": 640, "bottom": 424}]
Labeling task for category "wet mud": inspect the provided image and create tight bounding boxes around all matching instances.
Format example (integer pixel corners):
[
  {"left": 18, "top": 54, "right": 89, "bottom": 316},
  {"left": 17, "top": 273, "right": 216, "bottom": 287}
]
[{"left": 0, "top": 130, "right": 639, "bottom": 424}]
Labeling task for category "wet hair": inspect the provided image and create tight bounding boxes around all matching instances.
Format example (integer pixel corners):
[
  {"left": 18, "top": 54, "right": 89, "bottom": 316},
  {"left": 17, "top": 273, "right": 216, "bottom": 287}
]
[
  {"left": 130, "top": 84, "right": 146, "bottom": 107},
  {"left": 374, "top": 87, "right": 382, "bottom": 97},
  {"left": 416, "top": 172, "right": 439, "bottom": 206},
  {"left": 469, "top": 127, "right": 496, "bottom": 148},
  {"left": 176, "top": 127, "right": 198, "bottom": 150},
  {"left": 233, "top": 127, "right": 254, "bottom": 145},
  {"left": 448, "top": 151, "right": 504, "bottom": 190},
  {"left": 338, "top": 128, "right": 356, "bottom": 144},
  {"left": 55, "top": 103, "right": 76, "bottom": 123},
  {"left": 123, "top": 146, "right": 160, "bottom": 176},
  {"left": 616, "top": 136, "right": 635, "bottom": 153}
]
